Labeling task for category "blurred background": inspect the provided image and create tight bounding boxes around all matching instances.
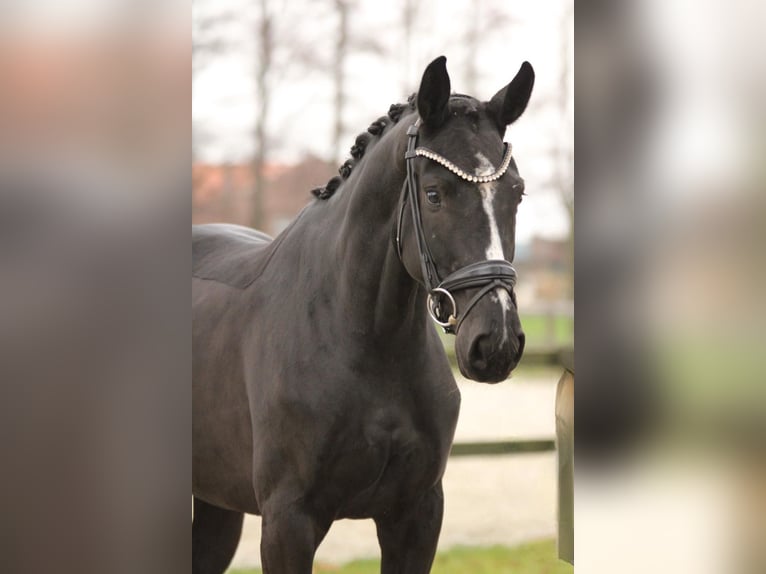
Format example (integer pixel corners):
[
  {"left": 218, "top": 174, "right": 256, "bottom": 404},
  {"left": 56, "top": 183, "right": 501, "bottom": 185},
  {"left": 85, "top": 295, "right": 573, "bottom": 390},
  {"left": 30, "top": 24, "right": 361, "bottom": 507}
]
[
  {"left": 3, "top": 0, "right": 763, "bottom": 572},
  {"left": 192, "top": 0, "right": 573, "bottom": 297},
  {"left": 193, "top": 0, "right": 573, "bottom": 572},
  {"left": 576, "top": 1, "right": 766, "bottom": 573}
]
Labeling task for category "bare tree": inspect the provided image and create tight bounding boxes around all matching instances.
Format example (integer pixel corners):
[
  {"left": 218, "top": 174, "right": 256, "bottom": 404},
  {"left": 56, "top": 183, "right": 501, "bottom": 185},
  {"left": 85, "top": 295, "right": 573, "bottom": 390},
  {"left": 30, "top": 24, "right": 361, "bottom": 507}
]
[
  {"left": 461, "top": 1, "right": 513, "bottom": 94},
  {"left": 192, "top": 0, "right": 237, "bottom": 162},
  {"left": 192, "top": 1, "right": 236, "bottom": 73},
  {"left": 401, "top": 0, "right": 418, "bottom": 94},
  {"left": 332, "top": 0, "right": 350, "bottom": 162},
  {"left": 553, "top": 3, "right": 574, "bottom": 281},
  {"left": 193, "top": 0, "right": 276, "bottom": 228},
  {"left": 463, "top": 0, "right": 481, "bottom": 94},
  {"left": 251, "top": 0, "right": 273, "bottom": 229},
  {"left": 327, "top": 0, "right": 385, "bottom": 162}
]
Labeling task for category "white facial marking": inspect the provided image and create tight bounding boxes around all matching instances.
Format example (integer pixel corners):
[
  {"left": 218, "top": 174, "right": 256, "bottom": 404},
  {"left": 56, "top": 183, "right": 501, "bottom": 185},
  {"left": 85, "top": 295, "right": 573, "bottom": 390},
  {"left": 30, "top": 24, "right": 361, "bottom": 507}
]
[
  {"left": 474, "top": 153, "right": 505, "bottom": 260},
  {"left": 475, "top": 152, "right": 511, "bottom": 341}
]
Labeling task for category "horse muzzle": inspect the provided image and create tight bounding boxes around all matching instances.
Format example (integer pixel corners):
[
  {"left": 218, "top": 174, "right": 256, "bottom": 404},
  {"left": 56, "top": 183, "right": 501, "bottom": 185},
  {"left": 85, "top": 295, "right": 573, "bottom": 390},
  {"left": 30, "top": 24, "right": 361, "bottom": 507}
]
[
  {"left": 452, "top": 285, "right": 525, "bottom": 383},
  {"left": 461, "top": 328, "right": 525, "bottom": 382}
]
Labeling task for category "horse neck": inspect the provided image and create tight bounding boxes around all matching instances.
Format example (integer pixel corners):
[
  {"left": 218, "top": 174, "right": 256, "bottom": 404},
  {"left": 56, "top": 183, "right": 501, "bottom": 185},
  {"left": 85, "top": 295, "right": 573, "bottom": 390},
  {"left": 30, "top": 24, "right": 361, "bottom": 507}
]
[{"left": 327, "top": 116, "right": 429, "bottom": 343}]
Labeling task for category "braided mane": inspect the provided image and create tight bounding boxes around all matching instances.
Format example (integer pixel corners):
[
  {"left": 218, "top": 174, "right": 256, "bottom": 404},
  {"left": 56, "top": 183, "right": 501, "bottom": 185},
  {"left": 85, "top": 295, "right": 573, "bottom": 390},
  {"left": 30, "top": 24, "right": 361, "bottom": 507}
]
[{"left": 311, "top": 94, "right": 417, "bottom": 200}]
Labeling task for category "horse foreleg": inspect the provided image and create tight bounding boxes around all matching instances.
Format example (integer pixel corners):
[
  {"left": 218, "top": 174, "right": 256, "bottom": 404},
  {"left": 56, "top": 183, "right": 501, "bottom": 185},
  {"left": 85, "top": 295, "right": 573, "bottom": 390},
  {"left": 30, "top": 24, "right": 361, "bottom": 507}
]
[
  {"left": 374, "top": 481, "right": 445, "bottom": 574},
  {"left": 259, "top": 503, "right": 332, "bottom": 574},
  {"left": 192, "top": 497, "right": 244, "bottom": 574}
]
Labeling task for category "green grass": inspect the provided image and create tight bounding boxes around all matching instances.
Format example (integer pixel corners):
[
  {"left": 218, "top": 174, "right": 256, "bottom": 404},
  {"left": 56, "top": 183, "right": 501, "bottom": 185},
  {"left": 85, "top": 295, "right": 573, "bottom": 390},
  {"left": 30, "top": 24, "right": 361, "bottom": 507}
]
[
  {"left": 437, "top": 314, "right": 573, "bottom": 351},
  {"left": 228, "top": 539, "right": 572, "bottom": 574},
  {"left": 517, "top": 314, "right": 573, "bottom": 348}
]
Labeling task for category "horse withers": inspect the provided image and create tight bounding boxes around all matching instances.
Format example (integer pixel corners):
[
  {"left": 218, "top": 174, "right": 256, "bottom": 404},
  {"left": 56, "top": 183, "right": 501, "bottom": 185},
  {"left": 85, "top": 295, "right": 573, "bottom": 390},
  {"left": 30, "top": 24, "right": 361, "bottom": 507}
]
[{"left": 192, "top": 55, "right": 534, "bottom": 574}]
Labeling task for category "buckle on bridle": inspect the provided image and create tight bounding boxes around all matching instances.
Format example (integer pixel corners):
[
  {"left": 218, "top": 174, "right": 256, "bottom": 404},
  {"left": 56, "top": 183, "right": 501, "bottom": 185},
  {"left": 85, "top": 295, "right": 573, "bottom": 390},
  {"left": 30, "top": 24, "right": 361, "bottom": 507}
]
[{"left": 427, "top": 288, "right": 458, "bottom": 332}]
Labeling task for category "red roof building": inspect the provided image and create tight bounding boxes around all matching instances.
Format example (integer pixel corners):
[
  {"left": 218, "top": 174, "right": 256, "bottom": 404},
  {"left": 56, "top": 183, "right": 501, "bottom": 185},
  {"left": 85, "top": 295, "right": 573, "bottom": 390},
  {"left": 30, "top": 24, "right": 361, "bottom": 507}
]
[{"left": 193, "top": 155, "right": 336, "bottom": 236}]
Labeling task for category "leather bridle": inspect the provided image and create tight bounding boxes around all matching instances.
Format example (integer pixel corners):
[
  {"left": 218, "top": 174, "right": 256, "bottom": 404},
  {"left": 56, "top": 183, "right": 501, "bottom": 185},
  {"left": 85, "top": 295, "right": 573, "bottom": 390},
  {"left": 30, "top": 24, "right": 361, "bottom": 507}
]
[{"left": 395, "top": 120, "right": 519, "bottom": 334}]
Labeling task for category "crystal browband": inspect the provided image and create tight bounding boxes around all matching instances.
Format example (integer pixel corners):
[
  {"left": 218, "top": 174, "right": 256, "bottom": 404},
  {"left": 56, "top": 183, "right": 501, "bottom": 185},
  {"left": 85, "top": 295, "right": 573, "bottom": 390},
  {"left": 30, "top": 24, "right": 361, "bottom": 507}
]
[{"left": 413, "top": 143, "right": 513, "bottom": 183}]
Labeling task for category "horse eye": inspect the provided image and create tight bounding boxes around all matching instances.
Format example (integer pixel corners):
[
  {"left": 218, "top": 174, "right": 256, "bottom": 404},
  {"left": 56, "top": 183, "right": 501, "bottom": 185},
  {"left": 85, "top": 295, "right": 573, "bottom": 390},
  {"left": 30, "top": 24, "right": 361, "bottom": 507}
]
[{"left": 426, "top": 190, "right": 441, "bottom": 205}]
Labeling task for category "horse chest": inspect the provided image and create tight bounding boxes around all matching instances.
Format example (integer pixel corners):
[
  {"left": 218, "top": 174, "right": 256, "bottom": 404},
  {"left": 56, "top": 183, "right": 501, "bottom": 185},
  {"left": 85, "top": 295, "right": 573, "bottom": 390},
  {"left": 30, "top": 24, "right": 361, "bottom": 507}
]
[
  {"left": 327, "top": 383, "right": 459, "bottom": 518},
  {"left": 245, "top": 339, "right": 460, "bottom": 518}
]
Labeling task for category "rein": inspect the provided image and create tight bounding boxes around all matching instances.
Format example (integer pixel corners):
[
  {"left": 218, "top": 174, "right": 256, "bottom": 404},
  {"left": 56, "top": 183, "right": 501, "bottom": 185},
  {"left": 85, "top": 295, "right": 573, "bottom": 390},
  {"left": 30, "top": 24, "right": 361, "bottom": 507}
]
[{"left": 396, "top": 120, "right": 518, "bottom": 334}]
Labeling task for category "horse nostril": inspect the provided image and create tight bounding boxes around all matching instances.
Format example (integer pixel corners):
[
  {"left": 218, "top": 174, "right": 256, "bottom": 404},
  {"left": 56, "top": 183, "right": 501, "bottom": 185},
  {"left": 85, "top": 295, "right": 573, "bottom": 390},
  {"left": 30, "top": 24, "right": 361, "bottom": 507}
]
[{"left": 469, "top": 335, "right": 494, "bottom": 371}]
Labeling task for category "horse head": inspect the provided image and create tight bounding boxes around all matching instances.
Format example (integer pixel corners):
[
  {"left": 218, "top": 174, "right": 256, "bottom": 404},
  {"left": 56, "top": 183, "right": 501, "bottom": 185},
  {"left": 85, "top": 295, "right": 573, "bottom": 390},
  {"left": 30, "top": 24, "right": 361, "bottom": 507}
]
[{"left": 398, "top": 56, "right": 535, "bottom": 383}]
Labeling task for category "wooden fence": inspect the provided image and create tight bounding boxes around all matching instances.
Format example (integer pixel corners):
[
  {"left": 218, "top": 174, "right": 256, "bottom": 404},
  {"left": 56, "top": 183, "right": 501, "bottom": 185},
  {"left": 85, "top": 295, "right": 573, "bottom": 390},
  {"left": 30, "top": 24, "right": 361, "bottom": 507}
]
[
  {"left": 450, "top": 438, "right": 555, "bottom": 457},
  {"left": 448, "top": 353, "right": 572, "bottom": 458}
]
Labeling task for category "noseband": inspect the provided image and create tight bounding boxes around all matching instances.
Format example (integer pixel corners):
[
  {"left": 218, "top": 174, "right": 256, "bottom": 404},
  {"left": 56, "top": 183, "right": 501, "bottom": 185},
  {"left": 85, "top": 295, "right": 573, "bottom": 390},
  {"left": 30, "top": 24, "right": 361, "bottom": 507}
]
[{"left": 395, "top": 120, "right": 518, "bottom": 334}]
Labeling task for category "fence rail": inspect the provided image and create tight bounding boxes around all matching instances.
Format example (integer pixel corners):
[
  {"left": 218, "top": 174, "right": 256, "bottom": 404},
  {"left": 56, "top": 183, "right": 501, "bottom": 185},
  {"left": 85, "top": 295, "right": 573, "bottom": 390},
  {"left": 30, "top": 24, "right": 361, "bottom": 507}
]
[{"left": 450, "top": 438, "right": 555, "bottom": 457}]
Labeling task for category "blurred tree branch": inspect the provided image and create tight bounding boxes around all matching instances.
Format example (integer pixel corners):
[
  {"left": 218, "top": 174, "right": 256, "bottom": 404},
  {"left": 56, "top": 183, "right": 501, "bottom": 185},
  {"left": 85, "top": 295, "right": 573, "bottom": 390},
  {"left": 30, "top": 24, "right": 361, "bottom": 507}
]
[
  {"left": 192, "top": 2, "right": 238, "bottom": 74},
  {"left": 553, "top": 3, "right": 574, "bottom": 291},
  {"left": 462, "top": 1, "right": 517, "bottom": 94},
  {"left": 251, "top": 0, "right": 273, "bottom": 229},
  {"left": 329, "top": 0, "right": 386, "bottom": 162},
  {"left": 401, "top": 0, "right": 418, "bottom": 93}
]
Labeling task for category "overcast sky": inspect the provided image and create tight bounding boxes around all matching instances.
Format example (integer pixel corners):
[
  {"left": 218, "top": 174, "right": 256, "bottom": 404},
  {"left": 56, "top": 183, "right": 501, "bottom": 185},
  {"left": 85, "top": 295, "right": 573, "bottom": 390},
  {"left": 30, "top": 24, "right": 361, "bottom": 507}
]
[{"left": 192, "top": 0, "right": 573, "bottom": 241}]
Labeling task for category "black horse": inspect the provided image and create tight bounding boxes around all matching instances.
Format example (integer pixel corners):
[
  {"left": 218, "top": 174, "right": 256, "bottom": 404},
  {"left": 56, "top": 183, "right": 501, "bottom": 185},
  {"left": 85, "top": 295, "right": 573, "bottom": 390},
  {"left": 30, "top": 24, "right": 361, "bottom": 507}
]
[{"left": 192, "top": 56, "right": 534, "bottom": 574}]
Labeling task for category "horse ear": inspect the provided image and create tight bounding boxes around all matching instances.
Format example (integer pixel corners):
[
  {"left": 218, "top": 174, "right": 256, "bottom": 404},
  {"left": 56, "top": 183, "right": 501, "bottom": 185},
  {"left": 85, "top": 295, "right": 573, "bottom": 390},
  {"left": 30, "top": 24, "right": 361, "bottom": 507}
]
[
  {"left": 487, "top": 61, "right": 535, "bottom": 132},
  {"left": 417, "top": 56, "right": 451, "bottom": 129}
]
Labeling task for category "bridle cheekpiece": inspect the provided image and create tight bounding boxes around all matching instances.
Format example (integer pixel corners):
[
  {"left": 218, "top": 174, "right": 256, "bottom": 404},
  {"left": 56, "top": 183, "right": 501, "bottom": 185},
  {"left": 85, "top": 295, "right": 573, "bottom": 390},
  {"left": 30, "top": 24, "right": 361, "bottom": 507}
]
[{"left": 396, "top": 119, "right": 519, "bottom": 334}]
